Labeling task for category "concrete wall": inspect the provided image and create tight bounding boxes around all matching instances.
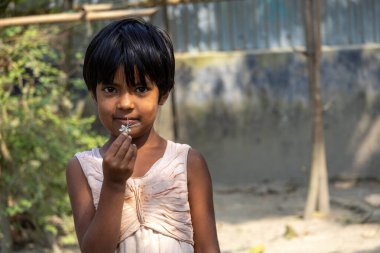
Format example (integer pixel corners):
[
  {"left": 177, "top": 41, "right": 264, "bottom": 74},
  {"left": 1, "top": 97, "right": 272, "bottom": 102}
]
[{"left": 164, "top": 46, "right": 380, "bottom": 186}]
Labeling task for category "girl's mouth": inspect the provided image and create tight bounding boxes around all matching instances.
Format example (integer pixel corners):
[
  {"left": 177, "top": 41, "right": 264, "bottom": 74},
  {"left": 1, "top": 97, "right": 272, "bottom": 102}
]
[{"left": 118, "top": 118, "right": 141, "bottom": 133}]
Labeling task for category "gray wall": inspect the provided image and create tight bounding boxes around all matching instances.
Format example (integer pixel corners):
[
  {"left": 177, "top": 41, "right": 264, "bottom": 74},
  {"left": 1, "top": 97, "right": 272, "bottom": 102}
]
[
  {"left": 171, "top": 46, "right": 380, "bottom": 186},
  {"left": 76, "top": 0, "right": 380, "bottom": 185},
  {"left": 152, "top": 0, "right": 380, "bottom": 185}
]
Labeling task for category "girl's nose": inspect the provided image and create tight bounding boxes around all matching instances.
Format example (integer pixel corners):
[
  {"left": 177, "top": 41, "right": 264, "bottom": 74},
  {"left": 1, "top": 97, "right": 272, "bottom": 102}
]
[{"left": 117, "top": 92, "right": 134, "bottom": 110}]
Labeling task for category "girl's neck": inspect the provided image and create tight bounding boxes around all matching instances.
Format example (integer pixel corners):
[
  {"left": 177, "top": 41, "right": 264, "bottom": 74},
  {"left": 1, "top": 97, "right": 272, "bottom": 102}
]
[{"left": 132, "top": 127, "right": 164, "bottom": 149}]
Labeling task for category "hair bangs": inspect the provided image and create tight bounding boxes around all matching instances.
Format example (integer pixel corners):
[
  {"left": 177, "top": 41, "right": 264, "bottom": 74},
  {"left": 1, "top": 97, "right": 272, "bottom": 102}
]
[
  {"left": 83, "top": 18, "right": 175, "bottom": 99},
  {"left": 119, "top": 24, "right": 167, "bottom": 90},
  {"left": 94, "top": 37, "right": 123, "bottom": 87}
]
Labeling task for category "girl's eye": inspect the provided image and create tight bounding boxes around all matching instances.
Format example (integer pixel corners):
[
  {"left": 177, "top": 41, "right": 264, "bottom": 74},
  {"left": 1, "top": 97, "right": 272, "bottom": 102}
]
[
  {"left": 135, "top": 86, "right": 148, "bottom": 94},
  {"left": 102, "top": 86, "right": 117, "bottom": 93}
]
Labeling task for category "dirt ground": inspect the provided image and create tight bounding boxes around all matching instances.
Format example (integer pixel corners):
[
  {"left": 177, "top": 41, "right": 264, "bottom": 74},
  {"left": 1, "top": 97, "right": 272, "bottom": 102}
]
[
  {"left": 15, "top": 180, "right": 380, "bottom": 253},
  {"left": 214, "top": 180, "right": 380, "bottom": 253}
]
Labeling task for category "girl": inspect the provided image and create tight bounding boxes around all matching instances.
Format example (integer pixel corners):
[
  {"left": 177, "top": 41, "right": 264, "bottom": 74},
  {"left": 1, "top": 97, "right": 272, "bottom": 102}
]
[{"left": 66, "top": 18, "right": 220, "bottom": 253}]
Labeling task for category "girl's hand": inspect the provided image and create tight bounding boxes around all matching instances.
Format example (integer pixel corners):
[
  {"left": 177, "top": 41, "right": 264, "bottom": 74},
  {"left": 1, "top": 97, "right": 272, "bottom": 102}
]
[{"left": 102, "top": 133, "right": 137, "bottom": 185}]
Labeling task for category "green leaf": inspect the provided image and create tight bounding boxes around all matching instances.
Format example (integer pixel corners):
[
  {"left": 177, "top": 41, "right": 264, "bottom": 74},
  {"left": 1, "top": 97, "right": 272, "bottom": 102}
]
[
  {"left": 283, "top": 224, "right": 298, "bottom": 240},
  {"left": 0, "top": 25, "right": 105, "bottom": 246},
  {"left": 249, "top": 243, "right": 265, "bottom": 253}
]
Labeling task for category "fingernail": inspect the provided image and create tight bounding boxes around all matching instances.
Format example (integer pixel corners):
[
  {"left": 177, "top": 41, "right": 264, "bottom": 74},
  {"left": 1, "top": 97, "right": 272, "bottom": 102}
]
[
  {"left": 122, "top": 131, "right": 128, "bottom": 137},
  {"left": 128, "top": 135, "right": 132, "bottom": 140},
  {"left": 133, "top": 144, "right": 137, "bottom": 148}
]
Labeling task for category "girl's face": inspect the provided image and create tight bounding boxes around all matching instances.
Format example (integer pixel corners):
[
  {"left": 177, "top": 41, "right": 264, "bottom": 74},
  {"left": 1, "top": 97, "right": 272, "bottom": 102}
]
[{"left": 94, "top": 66, "right": 167, "bottom": 139}]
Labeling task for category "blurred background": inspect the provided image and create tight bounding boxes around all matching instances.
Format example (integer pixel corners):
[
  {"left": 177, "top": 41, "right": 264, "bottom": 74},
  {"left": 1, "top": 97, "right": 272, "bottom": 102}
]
[{"left": 0, "top": 0, "right": 379, "bottom": 252}]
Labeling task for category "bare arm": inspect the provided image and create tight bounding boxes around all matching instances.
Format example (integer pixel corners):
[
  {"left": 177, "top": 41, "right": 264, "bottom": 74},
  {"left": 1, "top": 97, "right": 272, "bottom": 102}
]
[
  {"left": 187, "top": 149, "right": 220, "bottom": 253},
  {"left": 66, "top": 133, "right": 136, "bottom": 253}
]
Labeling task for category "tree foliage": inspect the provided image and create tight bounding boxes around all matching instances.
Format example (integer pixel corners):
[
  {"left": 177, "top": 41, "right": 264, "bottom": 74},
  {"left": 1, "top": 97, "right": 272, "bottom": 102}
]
[
  {"left": 1, "top": 0, "right": 59, "bottom": 17},
  {"left": 0, "top": 25, "right": 104, "bottom": 249}
]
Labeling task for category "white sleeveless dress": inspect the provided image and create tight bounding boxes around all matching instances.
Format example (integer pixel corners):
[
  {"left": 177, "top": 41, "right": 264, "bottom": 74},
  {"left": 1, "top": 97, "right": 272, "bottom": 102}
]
[{"left": 75, "top": 140, "right": 194, "bottom": 253}]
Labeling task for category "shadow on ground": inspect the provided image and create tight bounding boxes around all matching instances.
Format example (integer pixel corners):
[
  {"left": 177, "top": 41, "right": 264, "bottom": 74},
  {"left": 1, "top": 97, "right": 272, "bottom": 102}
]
[{"left": 214, "top": 180, "right": 380, "bottom": 225}]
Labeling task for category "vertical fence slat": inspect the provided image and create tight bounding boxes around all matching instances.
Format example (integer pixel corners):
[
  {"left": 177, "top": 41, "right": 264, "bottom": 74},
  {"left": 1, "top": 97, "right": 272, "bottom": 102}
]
[
  {"left": 172, "top": 5, "right": 186, "bottom": 52},
  {"left": 367, "top": 0, "right": 375, "bottom": 43},
  {"left": 375, "top": 0, "right": 378, "bottom": 43},
  {"left": 342, "top": 0, "right": 349, "bottom": 45},
  {"left": 268, "top": 0, "right": 275, "bottom": 48},
  {"left": 198, "top": 3, "right": 208, "bottom": 52},
  {"left": 279, "top": 0, "right": 287, "bottom": 48},
  {"left": 360, "top": 0, "right": 365, "bottom": 43},
  {"left": 231, "top": 0, "right": 238, "bottom": 50},
  {"left": 324, "top": 0, "right": 333, "bottom": 45},
  {"left": 256, "top": 0, "right": 265, "bottom": 49},
  {"left": 252, "top": 0, "right": 258, "bottom": 49},
  {"left": 208, "top": 2, "right": 217, "bottom": 51},
  {"left": 349, "top": 0, "right": 355, "bottom": 44},
  {"left": 285, "top": 1, "right": 292, "bottom": 48},
  {"left": 336, "top": 0, "right": 342, "bottom": 45},
  {"left": 220, "top": 0, "right": 230, "bottom": 51},
  {"left": 274, "top": 0, "right": 280, "bottom": 48},
  {"left": 376, "top": 0, "right": 380, "bottom": 42},
  {"left": 183, "top": 3, "right": 189, "bottom": 52},
  {"left": 215, "top": 1, "right": 222, "bottom": 51},
  {"left": 166, "top": 5, "right": 175, "bottom": 49},
  {"left": 295, "top": 0, "right": 303, "bottom": 47},
  {"left": 264, "top": 0, "right": 270, "bottom": 48},
  {"left": 245, "top": 0, "right": 254, "bottom": 50},
  {"left": 352, "top": 0, "right": 358, "bottom": 44},
  {"left": 236, "top": 0, "right": 246, "bottom": 50},
  {"left": 188, "top": 3, "right": 199, "bottom": 52}
]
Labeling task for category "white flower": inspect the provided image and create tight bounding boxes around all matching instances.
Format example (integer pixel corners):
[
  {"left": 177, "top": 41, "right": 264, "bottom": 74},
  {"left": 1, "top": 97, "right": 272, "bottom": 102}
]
[{"left": 119, "top": 124, "right": 130, "bottom": 133}]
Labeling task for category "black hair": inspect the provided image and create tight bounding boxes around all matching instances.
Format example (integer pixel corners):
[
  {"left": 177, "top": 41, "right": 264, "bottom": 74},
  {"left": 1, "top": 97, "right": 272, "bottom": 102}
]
[{"left": 83, "top": 18, "right": 175, "bottom": 99}]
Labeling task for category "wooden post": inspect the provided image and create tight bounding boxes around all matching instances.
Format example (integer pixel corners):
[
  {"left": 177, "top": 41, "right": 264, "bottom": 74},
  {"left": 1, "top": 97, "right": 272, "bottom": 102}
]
[
  {"left": 162, "top": 0, "right": 179, "bottom": 141},
  {"left": 63, "top": 0, "right": 73, "bottom": 10},
  {"left": 303, "top": 0, "right": 330, "bottom": 219}
]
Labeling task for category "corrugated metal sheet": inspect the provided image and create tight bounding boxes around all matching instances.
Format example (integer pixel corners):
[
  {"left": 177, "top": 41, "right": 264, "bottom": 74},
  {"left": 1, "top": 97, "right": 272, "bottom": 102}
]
[{"left": 150, "top": 0, "right": 380, "bottom": 52}]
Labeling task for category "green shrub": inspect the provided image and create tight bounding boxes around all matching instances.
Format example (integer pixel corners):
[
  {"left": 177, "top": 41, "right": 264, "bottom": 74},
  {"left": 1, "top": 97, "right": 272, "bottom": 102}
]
[{"left": 0, "top": 25, "right": 104, "bottom": 249}]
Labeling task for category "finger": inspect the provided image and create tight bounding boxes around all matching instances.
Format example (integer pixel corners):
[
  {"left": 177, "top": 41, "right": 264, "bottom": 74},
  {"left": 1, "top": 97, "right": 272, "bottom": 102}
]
[
  {"left": 106, "top": 132, "right": 129, "bottom": 156},
  {"left": 114, "top": 135, "right": 132, "bottom": 160},
  {"left": 122, "top": 143, "right": 137, "bottom": 165}
]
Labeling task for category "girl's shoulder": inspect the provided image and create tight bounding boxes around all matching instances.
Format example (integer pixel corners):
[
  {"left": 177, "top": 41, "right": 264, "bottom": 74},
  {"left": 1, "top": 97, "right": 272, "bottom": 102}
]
[
  {"left": 174, "top": 143, "right": 210, "bottom": 185},
  {"left": 67, "top": 147, "right": 103, "bottom": 179},
  {"left": 74, "top": 147, "right": 102, "bottom": 159},
  {"left": 169, "top": 140, "right": 190, "bottom": 150},
  {"left": 166, "top": 140, "right": 206, "bottom": 165},
  {"left": 187, "top": 148, "right": 207, "bottom": 170},
  {"left": 160, "top": 140, "right": 189, "bottom": 159},
  {"left": 166, "top": 140, "right": 208, "bottom": 176}
]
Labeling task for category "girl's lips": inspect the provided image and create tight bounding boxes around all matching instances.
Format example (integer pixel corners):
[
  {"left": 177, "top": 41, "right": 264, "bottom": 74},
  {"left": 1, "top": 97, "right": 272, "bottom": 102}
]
[
  {"left": 114, "top": 119, "right": 128, "bottom": 125},
  {"left": 114, "top": 118, "right": 140, "bottom": 126}
]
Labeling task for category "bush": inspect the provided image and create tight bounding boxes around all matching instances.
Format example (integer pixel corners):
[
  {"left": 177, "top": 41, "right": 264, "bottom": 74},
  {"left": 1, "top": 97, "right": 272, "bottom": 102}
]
[{"left": 0, "top": 25, "right": 104, "bottom": 250}]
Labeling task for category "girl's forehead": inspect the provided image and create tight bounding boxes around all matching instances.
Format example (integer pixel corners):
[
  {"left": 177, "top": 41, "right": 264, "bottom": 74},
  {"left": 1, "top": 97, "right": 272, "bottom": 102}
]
[
  {"left": 113, "top": 66, "right": 127, "bottom": 82},
  {"left": 113, "top": 65, "right": 152, "bottom": 86},
  {"left": 112, "top": 65, "right": 137, "bottom": 83}
]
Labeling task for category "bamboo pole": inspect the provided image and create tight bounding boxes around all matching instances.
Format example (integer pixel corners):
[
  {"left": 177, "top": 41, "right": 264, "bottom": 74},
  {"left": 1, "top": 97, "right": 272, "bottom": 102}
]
[
  {"left": 82, "top": 4, "right": 113, "bottom": 12},
  {"left": 0, "top": 7, "right": 157, "bottom": 27},
  {"left": 161, "top": 0, "right": 179, "bottom": 141},
  {"left": 303, "top": 0, "right": 330, "bottom": 220}
]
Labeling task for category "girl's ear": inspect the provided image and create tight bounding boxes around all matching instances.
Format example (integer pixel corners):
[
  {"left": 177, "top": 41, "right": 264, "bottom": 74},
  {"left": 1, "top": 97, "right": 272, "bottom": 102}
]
[{"left": 158, "top": 92, "right": 170, "bottom": 105}]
